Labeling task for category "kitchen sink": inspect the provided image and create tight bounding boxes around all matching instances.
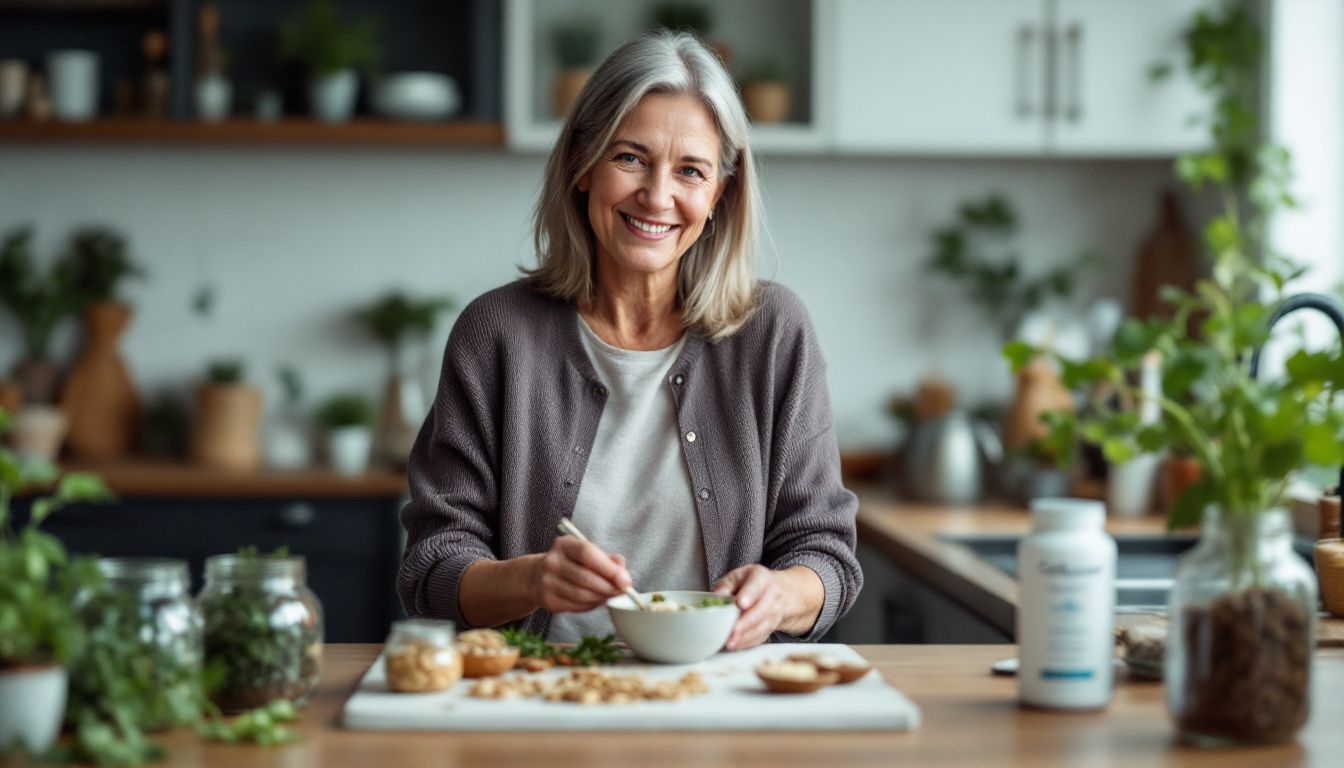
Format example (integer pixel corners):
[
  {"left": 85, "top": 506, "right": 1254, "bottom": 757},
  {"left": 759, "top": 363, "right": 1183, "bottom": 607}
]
[{"left": 941, "top": 532, "right": 1317, "bottom": 610}]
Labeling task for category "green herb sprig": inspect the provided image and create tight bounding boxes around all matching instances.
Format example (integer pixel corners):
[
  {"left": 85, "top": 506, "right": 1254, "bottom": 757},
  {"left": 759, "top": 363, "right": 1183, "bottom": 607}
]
[
  {"left": 565, "top": 634, "right": 622, "bottom": 666},
  {"left": 501, "top": 627, "right": 556, "bottom": 659},
  {"left": 198, "top": 699, "right": 300, "bottom": 746}
]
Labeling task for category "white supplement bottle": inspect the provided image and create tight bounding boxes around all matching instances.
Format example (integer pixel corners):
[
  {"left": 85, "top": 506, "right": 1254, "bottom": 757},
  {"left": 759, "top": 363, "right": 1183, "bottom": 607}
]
[{"left": 1017, "top": 497, "right": 1117, "bottom": 709}]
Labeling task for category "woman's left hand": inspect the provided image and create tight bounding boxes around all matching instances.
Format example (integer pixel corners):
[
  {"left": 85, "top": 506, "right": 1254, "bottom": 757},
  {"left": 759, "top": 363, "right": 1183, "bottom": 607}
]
[{"left": 713, "top": 564, "right": 791, "bottom": 650}]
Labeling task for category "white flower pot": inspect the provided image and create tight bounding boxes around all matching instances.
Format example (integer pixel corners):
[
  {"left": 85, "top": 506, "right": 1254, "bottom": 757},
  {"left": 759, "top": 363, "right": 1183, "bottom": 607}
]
[
  {"left": 46, "top": 49, "right": 98, "bottom": 121},
  {"left": 265, "top": 415, "right": 313, "bottom": 470},
  {"left": 309, "top": 70, "right": 358, "bottom": 123},
  {"left": 327, "top": 426, "right": 372, "bottom": 476},
  {"left": 1107, "top": 453, "right": 1162, "bottom": 518},
  {"left": 12, "top": 404, "right": 68, "bottom": 462},
  {"left": 194, "top": 73, "right": 232, "bottom": 122},
  {"left": 0, "top": 665, "right": 68, "bottom": 753}
]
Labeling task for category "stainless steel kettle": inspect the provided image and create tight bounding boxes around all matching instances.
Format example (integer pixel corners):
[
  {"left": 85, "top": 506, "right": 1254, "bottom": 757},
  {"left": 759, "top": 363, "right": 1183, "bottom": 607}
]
[{"left": 902, "top": 409, "right": 1003, "bottom": 504}]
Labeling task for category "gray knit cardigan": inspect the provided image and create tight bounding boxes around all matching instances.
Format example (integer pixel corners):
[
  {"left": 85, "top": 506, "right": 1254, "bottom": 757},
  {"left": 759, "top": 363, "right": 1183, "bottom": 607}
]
[{"left": 397, "top": 279, "right": 862, "bottom": 641}]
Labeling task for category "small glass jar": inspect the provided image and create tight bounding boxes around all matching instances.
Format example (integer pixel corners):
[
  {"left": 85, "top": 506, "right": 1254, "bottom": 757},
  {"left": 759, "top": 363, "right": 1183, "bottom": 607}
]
[
  {"left": 1165, "top": 508, "right": 1316, "bottom": 746},
  {"left": 92, "top": 557, "right": 203, "bottom": 730},
  {"left": 384, "top": 619, "right": 463, "bottom": 693},
  {"left": 198, "top": 553, "right": 324, "bottom": 713}
]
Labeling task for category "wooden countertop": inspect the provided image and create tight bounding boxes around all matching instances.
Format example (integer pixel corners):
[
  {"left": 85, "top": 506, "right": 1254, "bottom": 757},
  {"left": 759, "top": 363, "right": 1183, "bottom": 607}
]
[
  {"left": 119, "top": 644, "right": 1344, "bottom": 767},
  {"left": 854, "top": 489, "right": 1344, "bottom": 645},
  {"left": 55, "top": 459, "right": 408, "bottom": 498}
]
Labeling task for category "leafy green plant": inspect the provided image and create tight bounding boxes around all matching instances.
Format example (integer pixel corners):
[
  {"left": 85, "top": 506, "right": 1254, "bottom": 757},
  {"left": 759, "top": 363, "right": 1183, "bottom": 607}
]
[
  {"left": 205, "top": 358, "right": 245, "bottom": 385},
  {"left": 1004, "top": 1, "right": 1330, "bottom": 562},
  {"left": 62, "top": 226, "right": 145, "bottom": 306},
  {"left": 926, "top": 195, "right": 1095, "bottom": 340},
  {"left": 279, "top": 0, "right": 381, "bottom": 78},
  {"left": 553, "top": 23, "right": 601, "bottom": 68},
  {"left": 0, "top": 226, "right": 81, "bottom": 360},
  {"left": 652, "top": 2, "right": 711, "bottom": 36},
  {"left": 355, "top": 291, "right": 455, "bottom": 360},
  {"left": 313, "top": 392, "right": 373, "bottom": 430}
]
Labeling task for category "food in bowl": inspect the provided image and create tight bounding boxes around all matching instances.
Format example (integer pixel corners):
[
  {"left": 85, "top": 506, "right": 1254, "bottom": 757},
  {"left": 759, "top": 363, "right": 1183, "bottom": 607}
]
[
  {"left": 607, "top": 590, "right": 739, "bottom": 664},
  {"left": 787, "top": 652, "right": 873, "bottom": 684},
  {"left": 756, "top": 660, "right": 841, "bottom": 694},
  {"left": 456, "top": 628, "right": 521, "bottom": 677}
]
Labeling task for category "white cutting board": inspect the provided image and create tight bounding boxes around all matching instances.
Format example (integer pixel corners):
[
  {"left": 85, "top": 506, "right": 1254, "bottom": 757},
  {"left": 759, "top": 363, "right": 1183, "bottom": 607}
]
[{"left": 343, "top": 643, "right": 919, "bottom": 731}]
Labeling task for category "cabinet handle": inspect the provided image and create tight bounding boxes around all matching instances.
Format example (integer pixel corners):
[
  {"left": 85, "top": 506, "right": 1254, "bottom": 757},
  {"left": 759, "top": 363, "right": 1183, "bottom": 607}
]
[
  {"left": 1015, "top": 25, "right": 1035, "bottom": 118},
  {"left": 1065, "top": 23, "right": 1083, "bottom": 122},
  {"left": 276, "top": 502, "right": 317, "bottom": 529}
]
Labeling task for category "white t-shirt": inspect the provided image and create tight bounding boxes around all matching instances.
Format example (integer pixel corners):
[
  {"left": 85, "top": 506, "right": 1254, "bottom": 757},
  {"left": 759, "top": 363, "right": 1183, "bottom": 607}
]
[{"left": 546, "top": 314, "right": 707, "bottom": 642}]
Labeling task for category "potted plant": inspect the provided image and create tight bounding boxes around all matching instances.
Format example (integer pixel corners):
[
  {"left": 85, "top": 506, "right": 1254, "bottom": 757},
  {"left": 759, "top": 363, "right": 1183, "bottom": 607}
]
[
  {"left": 314, "top": 392, "right": 374, "bottom": 476},
  {"left": 1005, "top": 4, "right": 1326, "bottom": 745},
  {"left": 0, "top": 406, "right": 112, "bottom": 755},
  {"left": 58, "top": 225, "right": 146, "bottom": 460},
  {"left": 355, "top": 291, "right": 454, "bottom": 466},
  {"left": 192, "top": 359, "right": 262, "bottom": 471},
  {"left": 279, "top": 0, "right": 381, "bottom": 123},
  {"left": 0, "top": 226, "right": 80, "bottom": 406},
  {"left": 739, "top": 57, "right": 790, "bottom": 124},
  {"left": 264, "top": 366, "right": 313, "bottom": 470},
  {"left": 550, "top": 21, "right": 601, "bottom": 119}
]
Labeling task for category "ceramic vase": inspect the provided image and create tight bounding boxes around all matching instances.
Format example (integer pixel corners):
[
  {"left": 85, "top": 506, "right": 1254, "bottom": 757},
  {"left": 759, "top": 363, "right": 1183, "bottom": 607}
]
[
  {"left": 11, "top": 404, "right": 68, "bottom": 461},
  {"left": 61, "top": 301, "right": 142, "bottom": 460},
  {"left": 1106, "top": 453, "right": 1161, "bottom": 518},
  {"left": 328, "top": 426, "right": 372, "bottom": 476},
  {"left": 192, "top": 383, "right": 262, "bottom": 470},
  {"left": 309, "top": 69, "right": 357, "bottom": 123},
  {"left": 372, "top": 351, "right": 425, "bottom": 468},
  {"left": 0, "top": 665, "right": 68, "bottom": 753}
]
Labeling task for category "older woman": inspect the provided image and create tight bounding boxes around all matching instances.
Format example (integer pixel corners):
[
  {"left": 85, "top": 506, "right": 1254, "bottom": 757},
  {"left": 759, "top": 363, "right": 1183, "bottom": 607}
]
[{"left": 398, "top": 30, "right": 860, "bottom": 649}]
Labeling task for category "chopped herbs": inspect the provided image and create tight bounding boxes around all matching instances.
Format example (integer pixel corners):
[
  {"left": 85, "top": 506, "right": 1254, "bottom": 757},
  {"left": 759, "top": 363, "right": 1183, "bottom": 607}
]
[
  {"left": 564, "top": 634, "right": 622, "bottom": 666},
  {"left": 697, "top": 596, "right": 733, "bottom": 608},
  {"left": 198, "top": 699, "right": 300, "bottom": 746},
  {"left": 501, "top": 627, "right": 556, "bottom": 658}
]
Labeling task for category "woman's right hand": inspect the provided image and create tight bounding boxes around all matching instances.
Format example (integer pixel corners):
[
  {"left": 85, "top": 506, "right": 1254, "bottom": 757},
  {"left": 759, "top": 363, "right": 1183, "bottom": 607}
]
[{"left": 531, "top": 536, "right": 632, "bottom": 614}]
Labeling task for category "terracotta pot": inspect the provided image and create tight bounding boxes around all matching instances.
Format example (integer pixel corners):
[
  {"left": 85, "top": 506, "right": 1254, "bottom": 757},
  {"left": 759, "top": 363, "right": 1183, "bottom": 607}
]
[
  {"left": 742, "top": 81, "right": 791, "bottom": 124},
  {"left": 1160, "top": 454, "right": 1203, "bottom": 513},
  {"left": 552, "top": 67, "right": 590, "bottom": 119},
  {"left": 192, "top": 383, "right": 262, "bottom": 470},
  {"left": 0, "top": 379, "right": 20, "bottom": 414},
  {"left": 61, "top": 301, "right": 142, "bottom": 460}
]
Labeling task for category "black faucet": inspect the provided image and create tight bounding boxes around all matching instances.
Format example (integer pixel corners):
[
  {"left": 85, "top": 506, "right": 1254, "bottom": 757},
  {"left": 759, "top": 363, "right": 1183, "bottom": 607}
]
[{"left": 1248, "top": 292, "right": 1344, "bottom": 533}]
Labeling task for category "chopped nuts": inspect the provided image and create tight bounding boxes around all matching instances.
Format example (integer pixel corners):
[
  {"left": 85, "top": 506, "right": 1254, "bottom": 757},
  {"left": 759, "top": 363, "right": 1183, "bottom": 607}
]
[{"left": 468, "top": 668, "right": 710, "bottom": 705}]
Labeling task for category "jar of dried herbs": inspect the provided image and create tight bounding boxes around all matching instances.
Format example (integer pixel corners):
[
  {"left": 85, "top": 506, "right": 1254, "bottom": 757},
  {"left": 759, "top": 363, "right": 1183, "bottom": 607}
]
[
  {"left": 76, "top": 557, "right": 204, "bottom": 730},
  {"left": 199, "top": 552, "right": 324, "bottom": 713}
]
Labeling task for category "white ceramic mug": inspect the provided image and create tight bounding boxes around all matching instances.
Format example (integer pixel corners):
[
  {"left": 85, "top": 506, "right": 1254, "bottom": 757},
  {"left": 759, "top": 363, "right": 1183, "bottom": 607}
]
[
  {"left": 0, "top": 59, "right": 27, "bottom": 118},
  {"left": 46, "top": 49, "right": 99, "bottom": 121}
]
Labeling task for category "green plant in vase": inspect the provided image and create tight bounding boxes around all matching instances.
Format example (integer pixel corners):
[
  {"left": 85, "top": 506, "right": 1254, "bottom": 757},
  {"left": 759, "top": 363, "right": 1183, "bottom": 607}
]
[
  {"left": 0, "top": 227, "right": 81, "bottom": 404},
  {"left": 314, "top": 392, "right": 374, "bottom": 475},
  {"left": 279, "top": 0, "right": 381, "bottom": 123},
  {"left": 356, "top": 291, "right": 454, "bottom": 466},
  {"left": 1004, "top": 0, "right": 1329, "bottom": 745}
]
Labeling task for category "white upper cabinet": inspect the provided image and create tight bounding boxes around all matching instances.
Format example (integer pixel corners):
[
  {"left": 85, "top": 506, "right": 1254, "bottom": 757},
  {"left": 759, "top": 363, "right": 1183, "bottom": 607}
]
[
  {"left": 1050, "top": 0, "right": 1210, "bottom": 155},
  {"left": 830, "top": 0, "right": 1211, "bottom": 156},
  {"left": 833, "top": 0, "right": 1047, "bottom": 154}
]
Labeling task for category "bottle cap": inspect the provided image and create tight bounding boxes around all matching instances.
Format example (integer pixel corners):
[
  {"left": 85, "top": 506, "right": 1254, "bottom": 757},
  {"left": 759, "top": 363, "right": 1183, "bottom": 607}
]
[{"left": 1030, "top": 497, "right": 1105, "bottom": 531}]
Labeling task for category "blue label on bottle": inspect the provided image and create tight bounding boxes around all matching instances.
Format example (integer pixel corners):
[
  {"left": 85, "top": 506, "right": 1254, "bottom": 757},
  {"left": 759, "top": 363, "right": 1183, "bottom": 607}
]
[{"left": 1041, "top": 669, "right": 1095, "bottom": 680}]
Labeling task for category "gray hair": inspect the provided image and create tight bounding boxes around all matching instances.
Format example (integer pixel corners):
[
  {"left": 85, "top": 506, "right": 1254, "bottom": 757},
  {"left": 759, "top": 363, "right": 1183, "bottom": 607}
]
[{"left": 524, "top": 29, "right": 761, "bottom": 340}]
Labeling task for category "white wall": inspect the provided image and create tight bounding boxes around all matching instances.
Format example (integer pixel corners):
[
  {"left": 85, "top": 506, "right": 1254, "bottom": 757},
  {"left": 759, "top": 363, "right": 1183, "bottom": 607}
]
[{"left": 0, "top": 146, "right": 1172, "bottom": 450}]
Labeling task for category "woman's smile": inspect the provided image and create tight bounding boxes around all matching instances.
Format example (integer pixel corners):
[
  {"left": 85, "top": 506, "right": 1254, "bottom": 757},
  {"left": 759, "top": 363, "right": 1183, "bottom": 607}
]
[{"left": 620, "top": 212, "right": 677, "bottom": 240}]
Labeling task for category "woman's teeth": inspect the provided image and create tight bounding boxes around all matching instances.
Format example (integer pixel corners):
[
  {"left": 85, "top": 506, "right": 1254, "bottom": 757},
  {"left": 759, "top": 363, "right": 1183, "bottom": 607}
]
[{"left": 623, "top": 214, "right": 673, "bottom": 234}]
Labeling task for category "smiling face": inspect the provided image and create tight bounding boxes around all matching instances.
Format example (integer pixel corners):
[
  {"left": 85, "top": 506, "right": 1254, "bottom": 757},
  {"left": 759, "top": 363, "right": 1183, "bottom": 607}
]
[{"left": 579, "top": 92, "right": 725, "bottom": 291}]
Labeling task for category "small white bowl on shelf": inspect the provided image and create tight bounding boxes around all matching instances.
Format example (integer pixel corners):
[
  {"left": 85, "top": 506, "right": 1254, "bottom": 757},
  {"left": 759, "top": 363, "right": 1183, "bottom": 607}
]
[{"left": 373, "top": 72, "right": 460, "bottom": 121}]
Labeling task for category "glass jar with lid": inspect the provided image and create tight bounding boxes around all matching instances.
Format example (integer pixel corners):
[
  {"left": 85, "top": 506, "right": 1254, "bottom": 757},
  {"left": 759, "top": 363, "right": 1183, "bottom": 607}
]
[
  {"left": 198, "top": 552, "right": 324, "bottom": 712},
  {"left": 384, "top": 619, "right": 463, "bottom": 693},
  {"left": 82, "top": 557, "right": 203, "bottom": 730}
]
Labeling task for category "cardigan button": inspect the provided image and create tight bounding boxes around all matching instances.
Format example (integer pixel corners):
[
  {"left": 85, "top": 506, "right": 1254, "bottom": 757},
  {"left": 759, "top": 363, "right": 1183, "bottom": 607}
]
[
  {"left": 671, "top": 374, "right": 685, "bottom": 385},
  {"left": 685, "top": 431, "right": 697, "bottom": 443},
  {"left": 698, "top": 488, "right": 710, "bottom": 501},
  {"left": 594, "top": 385, "right": 608, "bottom": 397}
]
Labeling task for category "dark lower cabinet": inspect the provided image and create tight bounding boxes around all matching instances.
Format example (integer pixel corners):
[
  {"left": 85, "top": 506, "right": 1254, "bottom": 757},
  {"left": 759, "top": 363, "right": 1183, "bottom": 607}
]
[{"left": 16, "top": 496, "right": 405, "bottom": 643}]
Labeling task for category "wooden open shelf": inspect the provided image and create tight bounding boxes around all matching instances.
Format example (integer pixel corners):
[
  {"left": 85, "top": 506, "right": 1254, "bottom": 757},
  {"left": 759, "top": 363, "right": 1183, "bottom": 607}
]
[
  {"left": 0, "top": 118, "right": 506, "bottom": 146},
  {"left": 58, "top": 458, "right": 409, "bottom": 498}
]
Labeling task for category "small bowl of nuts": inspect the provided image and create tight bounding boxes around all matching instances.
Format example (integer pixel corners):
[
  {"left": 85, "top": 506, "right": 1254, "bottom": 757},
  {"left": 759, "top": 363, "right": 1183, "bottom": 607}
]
[
  {"left": 607, "top": 590, "right": 739, "bottom": 664},
  {"left": 456, "top": 628, "right": 522, "bottom": 677}
]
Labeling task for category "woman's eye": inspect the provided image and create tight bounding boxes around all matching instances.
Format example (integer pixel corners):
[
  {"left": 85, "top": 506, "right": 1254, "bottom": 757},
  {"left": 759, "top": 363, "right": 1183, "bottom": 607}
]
[
  {"left": 615, "top": 152, "right": 640, "bottom": 164},
  {"left": 680, "top": 166, "right": 706, "bottom": 179}
]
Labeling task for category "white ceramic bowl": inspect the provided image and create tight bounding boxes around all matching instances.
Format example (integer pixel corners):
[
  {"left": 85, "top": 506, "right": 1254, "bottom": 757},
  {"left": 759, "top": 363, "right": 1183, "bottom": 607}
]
[
  {"left": 607, "top": 590, "right": 739, "bottom": 663},
  {"left": 373, "top": 72, "right": 460, "bottom": 121}
]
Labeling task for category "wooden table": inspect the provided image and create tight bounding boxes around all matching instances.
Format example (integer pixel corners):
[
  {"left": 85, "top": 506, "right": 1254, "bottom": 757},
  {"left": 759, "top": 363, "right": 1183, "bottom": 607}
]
[{"left": 125, "top": 644, "right": 1342, "bottom": 767}]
